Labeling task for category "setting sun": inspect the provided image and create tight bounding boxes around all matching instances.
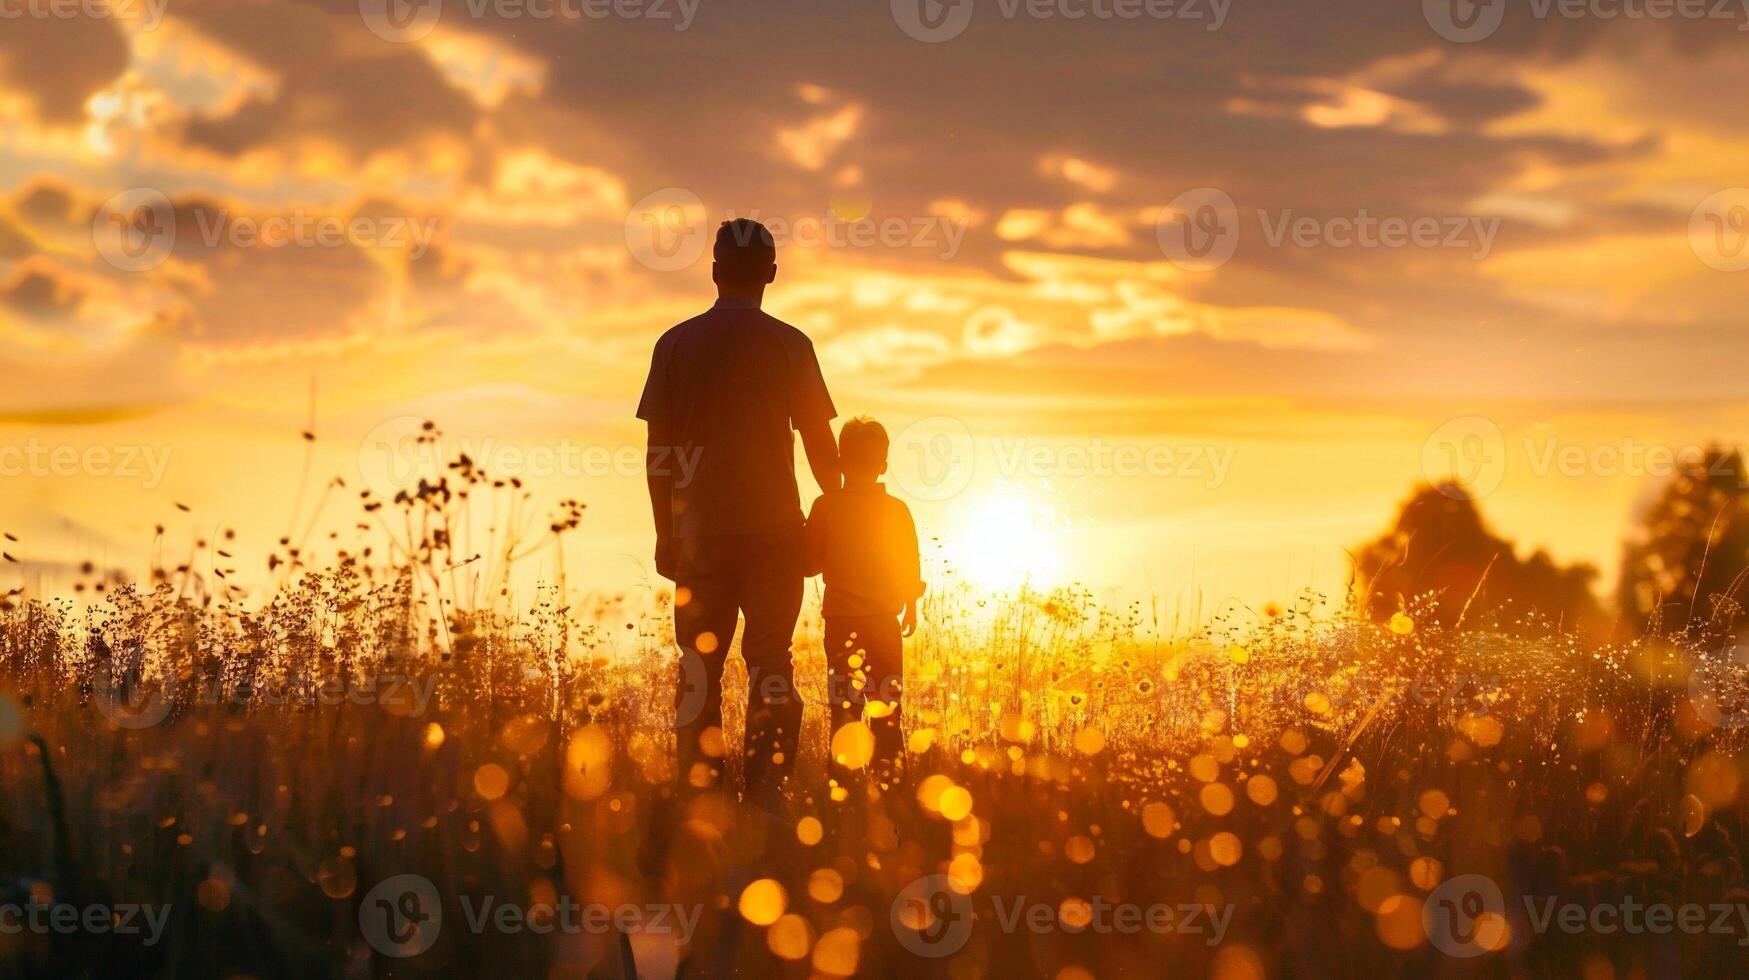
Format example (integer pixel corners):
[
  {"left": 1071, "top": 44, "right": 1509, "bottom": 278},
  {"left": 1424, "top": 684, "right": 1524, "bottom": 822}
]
[{"left": 944, "top": 487, "right": 1066, "bottom": 592}]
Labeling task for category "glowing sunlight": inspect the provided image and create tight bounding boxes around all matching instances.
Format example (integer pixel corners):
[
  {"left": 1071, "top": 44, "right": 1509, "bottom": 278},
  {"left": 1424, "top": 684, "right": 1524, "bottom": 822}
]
[{"left": 943, "top": 486, "right": 1066, "bottom": 592}]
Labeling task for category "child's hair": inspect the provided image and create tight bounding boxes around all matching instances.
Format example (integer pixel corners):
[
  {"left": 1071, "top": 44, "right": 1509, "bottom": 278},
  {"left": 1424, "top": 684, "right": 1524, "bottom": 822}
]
[{"left": 838, "top": 416, "right": 889, "bottom": 480}]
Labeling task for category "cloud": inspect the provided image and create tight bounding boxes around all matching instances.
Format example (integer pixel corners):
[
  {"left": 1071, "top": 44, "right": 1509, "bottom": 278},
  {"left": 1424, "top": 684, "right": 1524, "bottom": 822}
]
[
  {"left": 0, "top": 15, "right": 130, "bottom": 123},
  {"left": 776, "top": 101, "right": 863, "bottom": 172}
]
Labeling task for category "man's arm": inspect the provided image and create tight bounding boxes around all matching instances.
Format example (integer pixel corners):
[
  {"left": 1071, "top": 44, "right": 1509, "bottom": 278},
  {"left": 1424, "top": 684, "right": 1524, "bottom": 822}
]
[
  {"left": 802, "top": 496, "right": 827, "bottom": 577},
  {"left": 646, "top": 418, "right": 677, "bottom": 579},
  {"left": 797, "top": 417, "right": 840, "bottom": 495}
]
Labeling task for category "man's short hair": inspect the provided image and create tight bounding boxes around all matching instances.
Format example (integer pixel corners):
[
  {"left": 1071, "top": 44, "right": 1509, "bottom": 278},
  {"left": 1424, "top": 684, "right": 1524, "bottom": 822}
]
[
  {"left": 714, "top": 219, "right": 776, "bottom": 283},
  {"left": 839, "top": 416, "right": 889, "bottom": 478}
]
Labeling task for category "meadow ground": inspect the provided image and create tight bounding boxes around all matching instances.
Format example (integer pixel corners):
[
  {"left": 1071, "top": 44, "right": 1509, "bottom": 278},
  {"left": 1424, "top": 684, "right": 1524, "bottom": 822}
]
[
  {"left": 2, "top": 569, "right": 1746, "bottom": 980},
  {"left": 0, "top": 461, "right": 1746, "bottom": 979}
]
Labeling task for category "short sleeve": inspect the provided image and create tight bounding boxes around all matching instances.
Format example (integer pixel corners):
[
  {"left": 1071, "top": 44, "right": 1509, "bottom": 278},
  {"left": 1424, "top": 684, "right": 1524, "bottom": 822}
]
[
  {"left": 635, "top": 341, "right": 668, "bottom": 423},
  {"left": 788, "top": 338, "right": 836, "bottom": 430}
]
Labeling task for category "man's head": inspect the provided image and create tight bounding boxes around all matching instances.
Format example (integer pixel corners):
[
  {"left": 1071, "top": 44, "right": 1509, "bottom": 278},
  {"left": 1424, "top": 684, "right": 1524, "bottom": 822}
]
[
  {"left": 838, "top": 416, "right": 889, "bottom": 483},
  {"left": 712, "top": 219, "right": 777, "bottom": 295}
]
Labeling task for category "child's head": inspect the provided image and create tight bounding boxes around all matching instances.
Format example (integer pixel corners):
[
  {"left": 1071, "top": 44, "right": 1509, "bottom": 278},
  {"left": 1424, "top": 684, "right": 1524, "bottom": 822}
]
[{"left": 838, "top": 417, "right": 889, "bottom": 483}]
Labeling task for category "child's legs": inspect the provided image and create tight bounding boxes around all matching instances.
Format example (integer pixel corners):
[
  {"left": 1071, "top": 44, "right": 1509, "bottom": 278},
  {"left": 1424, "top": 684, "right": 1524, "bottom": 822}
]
[{"left": 824, "top": 615, "right": 904, "bottom": 771}]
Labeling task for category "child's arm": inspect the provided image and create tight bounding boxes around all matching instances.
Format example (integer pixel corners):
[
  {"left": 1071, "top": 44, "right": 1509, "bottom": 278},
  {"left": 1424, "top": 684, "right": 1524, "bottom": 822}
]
[{"left": 899, "top": 504, "right": 924, "bottom": 636}]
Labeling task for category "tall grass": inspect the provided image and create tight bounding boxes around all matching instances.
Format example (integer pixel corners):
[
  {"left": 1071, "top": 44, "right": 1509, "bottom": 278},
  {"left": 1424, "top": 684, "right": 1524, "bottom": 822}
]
[{"left": 1, "top": 446, "right": 1746, "bottom": 978}]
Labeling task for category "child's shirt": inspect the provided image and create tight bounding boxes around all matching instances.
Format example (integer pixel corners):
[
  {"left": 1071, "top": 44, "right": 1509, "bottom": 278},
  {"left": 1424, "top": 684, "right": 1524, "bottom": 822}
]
[{"left": 805, "top": 482, "right": 924, "bottom": 618}]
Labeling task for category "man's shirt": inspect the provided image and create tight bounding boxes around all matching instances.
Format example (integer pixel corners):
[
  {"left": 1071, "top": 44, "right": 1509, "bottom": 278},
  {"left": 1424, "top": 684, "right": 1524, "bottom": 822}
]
[
  {"left": 637, "top": 299, "right": 836, "bottom": 537},
  {"left": 805, "top": 482, "right": 925, "bottom": 618}
]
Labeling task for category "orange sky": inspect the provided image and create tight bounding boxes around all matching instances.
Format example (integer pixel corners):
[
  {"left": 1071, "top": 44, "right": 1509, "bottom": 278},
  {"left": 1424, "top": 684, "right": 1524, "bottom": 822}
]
[{"left": 1, "top": 1, "right": 1746, "bottom": 610}]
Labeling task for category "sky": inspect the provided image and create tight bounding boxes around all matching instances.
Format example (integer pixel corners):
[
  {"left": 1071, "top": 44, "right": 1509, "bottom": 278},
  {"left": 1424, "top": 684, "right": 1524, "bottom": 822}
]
[{"left": 0, "top": 0, "right": 1746, "bottom": 611}]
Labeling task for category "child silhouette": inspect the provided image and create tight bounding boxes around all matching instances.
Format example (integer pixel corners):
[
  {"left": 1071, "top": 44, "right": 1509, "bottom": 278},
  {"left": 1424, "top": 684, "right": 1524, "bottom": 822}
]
[{"left": 805, "top": 417, "right": 925, "bottom": 776}]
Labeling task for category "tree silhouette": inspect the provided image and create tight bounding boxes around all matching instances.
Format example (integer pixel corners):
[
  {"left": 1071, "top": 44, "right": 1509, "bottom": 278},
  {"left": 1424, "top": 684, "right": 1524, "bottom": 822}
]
[
  {"left": 1617, "top": 446, "right": 1749, "bottom": 641},
  {"left": 1356, "top": 483, "right": 1607, "bottom": 637}
]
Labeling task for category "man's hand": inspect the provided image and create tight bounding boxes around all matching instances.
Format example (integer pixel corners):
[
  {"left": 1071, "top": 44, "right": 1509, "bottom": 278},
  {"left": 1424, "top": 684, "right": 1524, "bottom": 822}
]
[
  {"left": 797, "top": 417, "right": 840, "bottom": 494},
  {"left": 900, "top": 600, "right": 918, "bottom": 637},
  {"left": 646, "top": 420, "right": 678, "bottom": 580}
]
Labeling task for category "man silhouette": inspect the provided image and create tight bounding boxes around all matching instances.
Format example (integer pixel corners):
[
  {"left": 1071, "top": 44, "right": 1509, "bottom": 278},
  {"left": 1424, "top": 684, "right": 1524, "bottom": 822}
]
[{"left": 638, "top": 219, "right": 839, "bottom": 811}]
